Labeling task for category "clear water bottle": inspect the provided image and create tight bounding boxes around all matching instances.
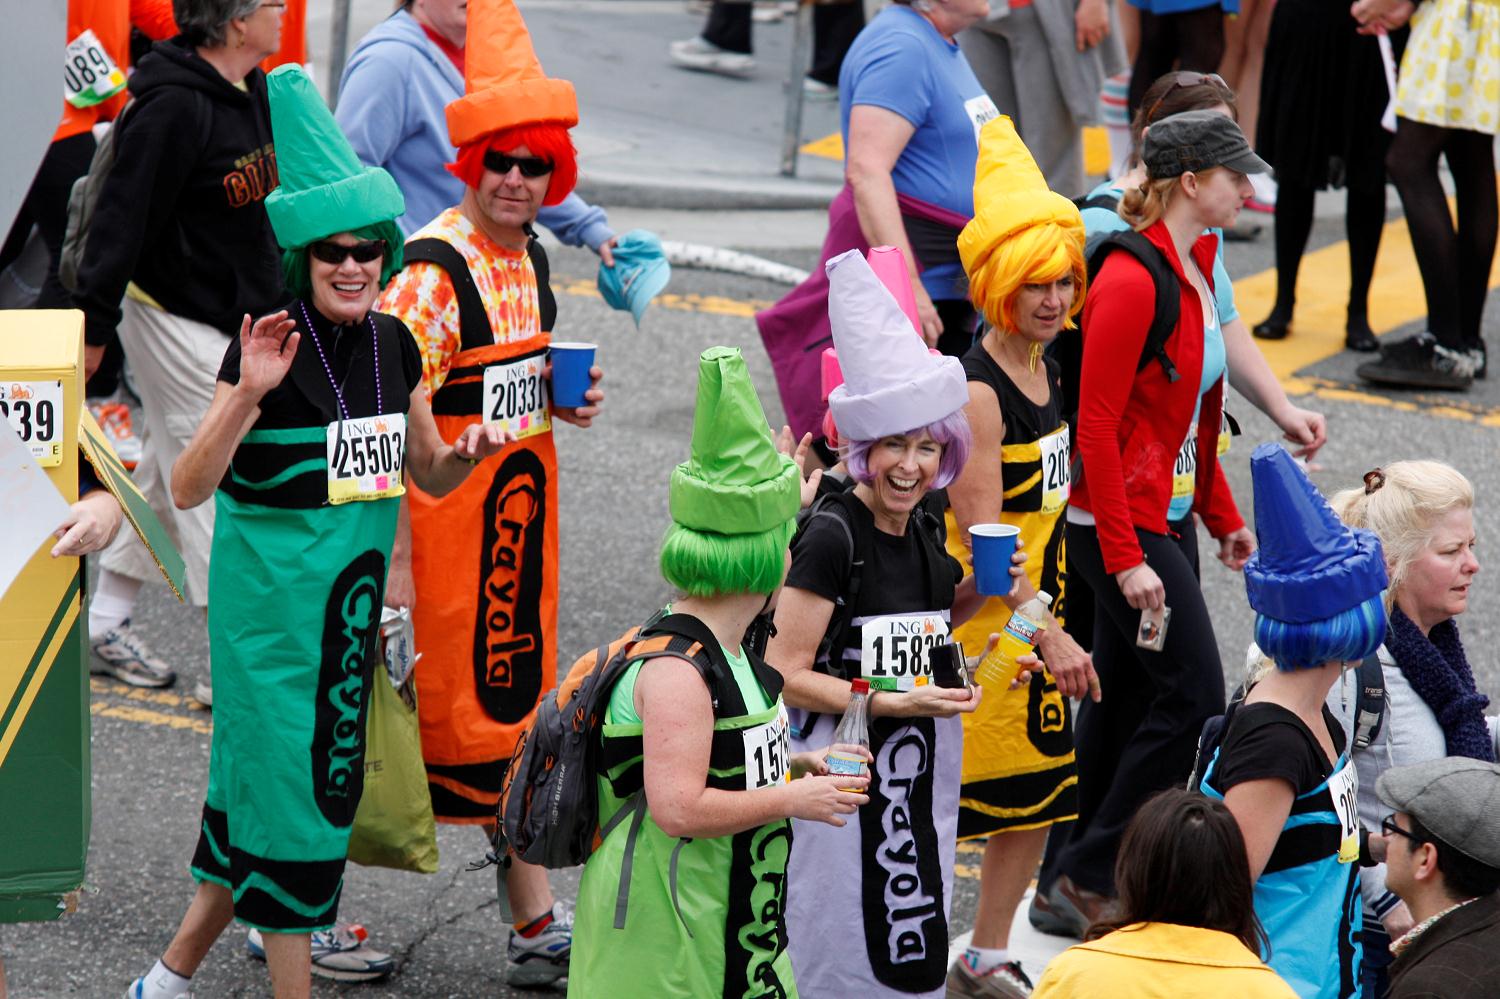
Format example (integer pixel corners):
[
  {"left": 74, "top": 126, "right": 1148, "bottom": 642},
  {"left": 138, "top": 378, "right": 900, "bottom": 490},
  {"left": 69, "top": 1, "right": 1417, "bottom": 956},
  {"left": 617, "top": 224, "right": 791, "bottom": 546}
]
[
  {"left": 826, "top": 677, "right": 871, "bottom": 788},
  {"left": 975, "top": 591, "right": 1052, "bottom": 688}
]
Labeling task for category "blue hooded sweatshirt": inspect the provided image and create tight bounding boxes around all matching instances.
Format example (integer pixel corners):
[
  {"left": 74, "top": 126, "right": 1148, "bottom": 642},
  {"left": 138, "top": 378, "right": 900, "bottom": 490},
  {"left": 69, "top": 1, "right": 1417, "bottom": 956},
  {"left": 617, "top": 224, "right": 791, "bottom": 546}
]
[{"left": 334, "top": 8, "right": 612, "bottom": 247}]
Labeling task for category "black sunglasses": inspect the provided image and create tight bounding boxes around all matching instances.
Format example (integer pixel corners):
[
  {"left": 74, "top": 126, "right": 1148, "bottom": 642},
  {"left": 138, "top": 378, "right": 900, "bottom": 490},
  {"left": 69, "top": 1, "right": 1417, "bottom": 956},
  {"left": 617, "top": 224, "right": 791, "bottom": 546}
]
[
  {"left": 1145, "top": 71, "right": 1230, "bottom": 124},
  {"left": 1381, "top": 814, "right": 1421, "bottom": 845},
  {"left": 309, "top": 239, "right": 386, "bottom": 265},
  {"left": 483, "top": 150, "right": 554, "bottom": 178}
]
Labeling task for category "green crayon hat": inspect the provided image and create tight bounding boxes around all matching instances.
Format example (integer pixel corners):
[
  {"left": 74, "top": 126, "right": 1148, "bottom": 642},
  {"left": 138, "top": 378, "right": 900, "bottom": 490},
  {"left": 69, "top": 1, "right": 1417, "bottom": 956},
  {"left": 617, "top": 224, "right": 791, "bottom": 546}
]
[
  {"left": 264, "top": 65, "right": 405, "bottom": 256},
  {"left": 670, "top": 347, "right": 800, "bottom": 536}
]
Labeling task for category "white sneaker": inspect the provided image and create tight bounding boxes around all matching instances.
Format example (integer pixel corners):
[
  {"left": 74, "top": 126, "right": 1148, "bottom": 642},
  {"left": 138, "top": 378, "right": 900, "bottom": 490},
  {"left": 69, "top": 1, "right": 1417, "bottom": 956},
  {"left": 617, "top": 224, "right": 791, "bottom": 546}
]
[
  {"left": 125, "top": 974, "right": 192, "bottom": 999},
  {"left": 191, "top": 679, "right": 212, "bottom": 708},
  {"left": 247, "top": 923, "right": 395, "bottom": 982},
  {"left": 803, "top": 76, "right": 838, "bottom": 101},
  {"left": 668, "top": 36, "right": 756, "bottom": 77},
  {"left": 91, "top": 620, "right": 176, "bottom": 688},
  {"left": 506, "top": 902, "right": 572, "bottom": 988}
]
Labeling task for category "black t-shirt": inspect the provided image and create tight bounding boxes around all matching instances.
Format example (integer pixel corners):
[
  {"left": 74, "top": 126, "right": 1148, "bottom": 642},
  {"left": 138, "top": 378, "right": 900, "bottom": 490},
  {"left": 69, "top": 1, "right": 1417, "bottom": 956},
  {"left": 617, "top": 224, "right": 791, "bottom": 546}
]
[
  {"left": 786, "top": 493, "right": 962, "bottom": 672},
  {"left": 1211, "top": 701, "right": 1347, "bottom": 796},
  {"left": 218, "top": 302, "right": 423, "bottom": 429}
]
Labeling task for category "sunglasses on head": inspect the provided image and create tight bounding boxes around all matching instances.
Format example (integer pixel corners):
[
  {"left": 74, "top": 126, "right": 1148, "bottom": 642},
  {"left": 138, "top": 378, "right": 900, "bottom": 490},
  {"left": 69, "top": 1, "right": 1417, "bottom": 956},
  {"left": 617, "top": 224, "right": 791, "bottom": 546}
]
[
  {"left": 483, "top": 150, "right": 555, "bottom": 178},
  {"left": 309, "top": 239, "right": 386, "bottom": 265},
  {"left": 1145, "top": 71, "right": 1231, "bottom": 124}
]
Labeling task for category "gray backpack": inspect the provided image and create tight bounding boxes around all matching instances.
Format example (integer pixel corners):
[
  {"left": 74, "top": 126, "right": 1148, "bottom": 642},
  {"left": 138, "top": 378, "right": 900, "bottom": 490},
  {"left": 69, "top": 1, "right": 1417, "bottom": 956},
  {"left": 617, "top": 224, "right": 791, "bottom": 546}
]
[{"left": 58, "top": 101, "right": 137, "bottom": 295}]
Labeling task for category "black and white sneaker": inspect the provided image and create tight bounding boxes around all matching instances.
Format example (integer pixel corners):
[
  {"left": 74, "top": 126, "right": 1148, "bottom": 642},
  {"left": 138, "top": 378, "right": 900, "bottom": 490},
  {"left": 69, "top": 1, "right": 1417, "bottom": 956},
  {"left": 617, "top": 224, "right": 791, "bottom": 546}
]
[
  {"left": 90, "top": 620, "right": 176, "bottom": 688},
  {"left": 1356, "top": 332, "right": 1475, "bottom": 391}
]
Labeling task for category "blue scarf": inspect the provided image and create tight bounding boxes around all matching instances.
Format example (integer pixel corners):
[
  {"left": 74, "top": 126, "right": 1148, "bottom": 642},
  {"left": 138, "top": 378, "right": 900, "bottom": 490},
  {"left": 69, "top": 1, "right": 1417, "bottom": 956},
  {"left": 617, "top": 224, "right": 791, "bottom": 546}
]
[{"left": 1386, "top": 607, "right": 1495, "bottom": 762}]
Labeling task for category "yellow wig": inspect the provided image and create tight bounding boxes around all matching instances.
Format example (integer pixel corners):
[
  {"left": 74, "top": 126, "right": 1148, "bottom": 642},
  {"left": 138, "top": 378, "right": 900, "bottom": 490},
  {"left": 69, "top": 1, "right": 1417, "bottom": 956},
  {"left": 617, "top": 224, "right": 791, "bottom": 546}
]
[{"left": 968, "top": 222, "right": 1087, "bottom": 335}]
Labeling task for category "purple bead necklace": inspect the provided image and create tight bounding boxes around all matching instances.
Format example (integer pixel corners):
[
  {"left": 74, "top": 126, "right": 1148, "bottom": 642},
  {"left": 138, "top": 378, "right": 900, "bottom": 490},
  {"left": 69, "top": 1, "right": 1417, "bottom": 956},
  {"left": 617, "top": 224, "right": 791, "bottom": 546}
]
[{"left": 300, "top": 300, "right": 382, "bottom": 420}]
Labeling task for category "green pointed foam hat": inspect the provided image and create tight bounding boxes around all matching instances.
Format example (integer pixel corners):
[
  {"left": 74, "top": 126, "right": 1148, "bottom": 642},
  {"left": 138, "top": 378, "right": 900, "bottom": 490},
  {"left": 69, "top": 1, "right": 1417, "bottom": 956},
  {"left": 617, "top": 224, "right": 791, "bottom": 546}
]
[
  {"left": 264, "top": 65, "right": 405, "bottom": 254},
  {"left": 670, "top": 347, "right": 801, "bottom": 536}
]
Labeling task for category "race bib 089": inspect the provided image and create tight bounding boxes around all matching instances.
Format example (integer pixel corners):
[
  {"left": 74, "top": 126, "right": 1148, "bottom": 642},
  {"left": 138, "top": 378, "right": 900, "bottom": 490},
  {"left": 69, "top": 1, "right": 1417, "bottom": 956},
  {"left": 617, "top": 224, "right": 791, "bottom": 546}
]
[
  {"left": 964, "top": 93, "right": 1001, "bottom": 145},
  {"left": 0, "top": 380, "right": 64, "bottom": 467},
  {"left": 326, "top": 413, "right": 407, "bottom": 504},
  {"left": 861, "top": 613, "right": 949, "bottom": 692},
  {"left": 1171, "top": 423, "right": 1198, "bottom": 500},
  {"left": 64, "top": 29, "right": 126, "bottom": 109},
  {"left": 743, "top": 704, "right": 791, "bottom": 791},
  {"left": 481, "top": 351, "right": 551, "bottom": 441}
]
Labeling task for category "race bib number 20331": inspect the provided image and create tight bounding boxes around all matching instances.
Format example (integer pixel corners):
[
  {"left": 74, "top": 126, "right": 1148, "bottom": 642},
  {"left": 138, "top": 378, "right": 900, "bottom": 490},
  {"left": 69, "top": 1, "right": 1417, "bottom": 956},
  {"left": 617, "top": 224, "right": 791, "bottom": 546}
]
[{"left": 482, "top": 351, "right": 551, "bottom": 441}]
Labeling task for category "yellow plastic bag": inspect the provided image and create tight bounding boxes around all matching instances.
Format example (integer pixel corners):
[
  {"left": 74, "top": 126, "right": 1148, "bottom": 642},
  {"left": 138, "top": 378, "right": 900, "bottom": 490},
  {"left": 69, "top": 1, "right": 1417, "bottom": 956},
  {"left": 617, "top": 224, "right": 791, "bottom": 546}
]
[{"left": 348, "top": 676, "right": 439, "bottom": 873}]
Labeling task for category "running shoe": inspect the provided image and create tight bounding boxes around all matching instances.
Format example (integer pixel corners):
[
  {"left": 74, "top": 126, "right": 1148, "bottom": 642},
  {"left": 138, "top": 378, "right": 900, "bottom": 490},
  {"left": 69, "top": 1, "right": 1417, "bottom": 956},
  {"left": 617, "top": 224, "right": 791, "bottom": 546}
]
[
  {"left": 946, "top": 956, "right": 1034, "bottom": 998},
  {"left": 803, "top": 76, "right": 838, "bottom": 101},
  {"left": 506, "top": 902, "right": 572, "bottom": 988},
  {"left": 191, "top": 678, "right": 212, "bottom": 708},
  {"left": 246, "top": 923, "right": 395, "bottom": 982},
  {"left": 125, "top": 975, "right": 192, "bottom": 999},
  {"left": 668, "top": 36, "right": 756, "bottom": 77},
  {"left": 1356, "top": 331, "right": 1475, "bottom": 391},
  {"left": 1027, "top": 882, "right": 1087, "bottom": 938},
  {"left": 89, "top": 400, "right": 142, "bottom": 470},
  {"left": 91, "top": 620, "right": 176, "bottom": 688}
]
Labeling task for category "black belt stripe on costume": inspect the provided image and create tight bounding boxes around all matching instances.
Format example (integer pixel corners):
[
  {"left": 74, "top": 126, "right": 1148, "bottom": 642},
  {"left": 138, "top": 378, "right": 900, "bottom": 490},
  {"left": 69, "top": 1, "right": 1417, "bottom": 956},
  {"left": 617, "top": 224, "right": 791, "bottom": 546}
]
[
  {"left": 220, "top": 439, "right": 327, "bottom": 508},
  {"left": 955, "top": 767, "right": 1080, "bottom": 840},
  {"left": 190, "top": 804, "right": 346, "bottom": 931}
]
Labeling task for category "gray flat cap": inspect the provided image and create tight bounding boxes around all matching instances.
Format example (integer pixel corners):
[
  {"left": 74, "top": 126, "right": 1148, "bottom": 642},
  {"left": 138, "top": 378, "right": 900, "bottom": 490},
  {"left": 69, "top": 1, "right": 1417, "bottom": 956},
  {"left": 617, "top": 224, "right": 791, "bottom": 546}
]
[
  {"left": 1377, "top": 757, "right": 1500, "bottom": 868},
  {"left": 1143, "top": 110, "right": 1272, "bottom": 180}
]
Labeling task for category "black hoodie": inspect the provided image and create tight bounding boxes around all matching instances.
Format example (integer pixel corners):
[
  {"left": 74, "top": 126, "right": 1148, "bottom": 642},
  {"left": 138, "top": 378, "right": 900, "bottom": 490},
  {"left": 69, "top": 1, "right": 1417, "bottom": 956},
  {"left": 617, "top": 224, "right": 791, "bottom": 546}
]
[{"left": 73, "top": 39, "right": 283, "bottom": 348}]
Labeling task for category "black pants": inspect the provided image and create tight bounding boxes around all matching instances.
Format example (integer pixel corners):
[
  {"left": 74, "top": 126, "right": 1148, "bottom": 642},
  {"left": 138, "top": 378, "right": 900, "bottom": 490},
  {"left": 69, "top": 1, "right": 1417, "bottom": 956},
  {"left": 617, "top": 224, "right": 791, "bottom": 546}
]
[
  {"left": 1385, "top": 118, "right": 1497, "bottom": 352},
  {"left": 1056, "top": 518, "right": 1225, "bottom": 895},
  {"left": 1126, "top": 7, "right": 1226, "bottom": 117},
  {"left": 934, "top": 298, "right": 978, "bottom": 358},
  {"left": 702, "top": 0, "right": 865, "bottom": 83}
]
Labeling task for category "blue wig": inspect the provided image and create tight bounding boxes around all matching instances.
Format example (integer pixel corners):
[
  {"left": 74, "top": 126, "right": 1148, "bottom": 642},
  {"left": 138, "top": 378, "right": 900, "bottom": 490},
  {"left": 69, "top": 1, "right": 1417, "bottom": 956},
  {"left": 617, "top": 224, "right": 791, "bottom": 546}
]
[{"left": 1254, "top": 591, "right": 1387, "bottom": 672}]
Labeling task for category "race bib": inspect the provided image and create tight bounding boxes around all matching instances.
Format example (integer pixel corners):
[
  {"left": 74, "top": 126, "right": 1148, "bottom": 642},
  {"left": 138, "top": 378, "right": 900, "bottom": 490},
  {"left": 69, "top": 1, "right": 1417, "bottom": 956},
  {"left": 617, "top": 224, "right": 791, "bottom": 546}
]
[
  {"left": 481, "top": 350, "right": 551, "bottom": 441},
  {"left": 1039, "top": 428, "right": 1071, "bottom": 514},
  {"left": 0, "top": 380, "right": 64, "bottom": 467},
  {"left": 963, "top": 93, "right": 1001, "bottom": 145},
  {"left": 861, "top": 613, "right": 949, "bottom": 692},
  {"left": 743, "top": 703, "right": 791, "bottom": 790},
  {"left": 64, "top": 30, "right": 127, "bottom": 109},
  {"left": 326, "top": 413, "right": 407, "bottom": 504},
  {"left": 1171, "top": 422, "right": 1198, "bottom": 500},
  {"left": 1328, "top": 758, "right": 1360, "bottom": 865}
]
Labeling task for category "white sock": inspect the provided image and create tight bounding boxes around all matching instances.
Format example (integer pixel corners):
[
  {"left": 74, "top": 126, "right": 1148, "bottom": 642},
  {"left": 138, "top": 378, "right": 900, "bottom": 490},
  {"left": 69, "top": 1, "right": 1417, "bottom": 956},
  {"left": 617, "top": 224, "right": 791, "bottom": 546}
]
[
  {"left": 89, "top": 570, "right": 142, "bottom": 636},
  {"left": 140, "top": 959, "right": 191, "bottom": 997},
  {"left": 964, "top": 946, "right": 1010, "bottom": 974}
]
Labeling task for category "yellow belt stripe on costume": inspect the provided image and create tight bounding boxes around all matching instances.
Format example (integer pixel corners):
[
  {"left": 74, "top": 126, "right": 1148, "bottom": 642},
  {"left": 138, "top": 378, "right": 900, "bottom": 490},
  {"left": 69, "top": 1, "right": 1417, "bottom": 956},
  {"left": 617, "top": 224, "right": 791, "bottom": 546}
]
[{"left": 0, "top": 577, "right": 81, "bottom": 768}]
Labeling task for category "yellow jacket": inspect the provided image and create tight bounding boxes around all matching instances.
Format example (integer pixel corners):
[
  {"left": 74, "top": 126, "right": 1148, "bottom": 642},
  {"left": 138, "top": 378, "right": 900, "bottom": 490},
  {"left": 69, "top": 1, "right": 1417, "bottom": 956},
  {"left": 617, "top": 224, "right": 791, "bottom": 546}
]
[{"left": 1033, "top": 922, "right": 1299, "bottom": 999}]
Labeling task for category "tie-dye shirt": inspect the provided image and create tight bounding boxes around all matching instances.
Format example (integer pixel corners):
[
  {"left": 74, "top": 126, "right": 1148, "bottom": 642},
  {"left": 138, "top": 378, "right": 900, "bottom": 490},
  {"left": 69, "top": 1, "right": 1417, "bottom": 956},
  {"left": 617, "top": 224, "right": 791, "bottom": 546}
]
[{"left": 376, "top": 207, "right": 542, "bottom": 394}]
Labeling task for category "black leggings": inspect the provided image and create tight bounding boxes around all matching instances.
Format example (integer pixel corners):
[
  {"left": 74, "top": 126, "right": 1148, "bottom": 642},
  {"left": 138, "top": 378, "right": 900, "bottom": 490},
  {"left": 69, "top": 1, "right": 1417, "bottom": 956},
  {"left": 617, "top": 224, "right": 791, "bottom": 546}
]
[
  {"left": 1057, "top": 519, "right": 1225, "bottom": 895},
  {"left": 1127, "top": 6, "right": 1226, "bottom": 117},
  {"left": 1266, "top": 182, "right": 1387, "bottom": 330},
  {"left": 1385, "top": 118, "right": 1498, "bottom": 351}
]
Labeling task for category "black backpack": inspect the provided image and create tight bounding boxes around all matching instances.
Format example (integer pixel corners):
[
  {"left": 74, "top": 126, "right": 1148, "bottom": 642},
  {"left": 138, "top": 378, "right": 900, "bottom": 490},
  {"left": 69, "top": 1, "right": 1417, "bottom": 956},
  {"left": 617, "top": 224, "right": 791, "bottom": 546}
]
[
  {"left": 496, "top": 611, "right": 729, "bottom": 870},
  {"left": 1188, "top": 654, "right": 1386, "bottom": 792}
]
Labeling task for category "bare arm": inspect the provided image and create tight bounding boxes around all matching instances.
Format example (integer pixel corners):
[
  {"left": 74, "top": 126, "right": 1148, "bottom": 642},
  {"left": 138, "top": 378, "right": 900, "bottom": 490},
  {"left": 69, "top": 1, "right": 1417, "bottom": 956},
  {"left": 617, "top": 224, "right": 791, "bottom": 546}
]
[
  {"left": 1223, "top": 316, "right": 1327, "bottom": 460},
  {"left": 402, "top": 387, "right": 511, "bottom": 498},
  {"left": 1223, "top": 776, "right": 1297, "bottom": 882},
  {"left": 637, "top": 657, "right": 867, "bottom": 840},
  {"left": 845, "top": 105, "right": 941, "bottom": 345}
]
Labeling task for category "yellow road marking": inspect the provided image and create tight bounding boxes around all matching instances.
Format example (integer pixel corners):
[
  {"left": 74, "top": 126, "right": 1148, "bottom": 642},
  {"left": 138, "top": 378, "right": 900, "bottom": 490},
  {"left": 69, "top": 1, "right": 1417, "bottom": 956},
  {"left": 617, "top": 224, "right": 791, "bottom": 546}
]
[
  {"left": 801, "top": 132, "right": 844, "bottom": 161},
  {"left": 91, "top": 700, "right": 213, "bottom": 735},
  {"left": 803, "top": 126, "right": 1113, "bottom": 173}
]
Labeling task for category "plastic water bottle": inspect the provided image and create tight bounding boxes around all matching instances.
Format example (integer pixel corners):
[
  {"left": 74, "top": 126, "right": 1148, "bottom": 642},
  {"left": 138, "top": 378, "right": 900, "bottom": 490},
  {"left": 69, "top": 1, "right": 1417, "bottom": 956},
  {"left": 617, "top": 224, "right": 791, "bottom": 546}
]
[
  {"left": 975, "top": 592, "right": 1052, "bottom": 688},
  {"left": 826, "top": 677, "right": 871, "bottom": 788}
]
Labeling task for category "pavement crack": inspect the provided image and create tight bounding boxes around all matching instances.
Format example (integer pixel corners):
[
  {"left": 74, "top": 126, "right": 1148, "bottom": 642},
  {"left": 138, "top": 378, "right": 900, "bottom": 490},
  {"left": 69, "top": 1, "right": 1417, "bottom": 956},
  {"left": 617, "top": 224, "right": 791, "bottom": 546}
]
[{"left": 390, "top": 863, "right": 500, "bottom": 972}]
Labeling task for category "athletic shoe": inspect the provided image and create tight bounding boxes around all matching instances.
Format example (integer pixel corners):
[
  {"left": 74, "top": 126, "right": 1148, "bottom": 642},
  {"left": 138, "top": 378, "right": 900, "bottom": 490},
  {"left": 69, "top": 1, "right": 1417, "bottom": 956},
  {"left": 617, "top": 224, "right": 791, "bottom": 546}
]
[
  {"left": 668, "top": 36, "right": 756, "bottom": 77},
  {"left": 803, "top": 76, "right": 838, "bottom": 101},
  {"left": 91, "top": 620, "right": 176, "bottom": 688},
  {"left": 89, "top": 400, "right": 142, "bottom": 470},
  {"left": 1027, "top": 883, "right": 1087, "bottom": 938},
  {"left": 125, "top": 975, "right": 192, "bottom": 999},
  {"left": 751, "top": 2, "right": 784, "bottom": 22},
  {"left": 946, "top": 956, "right": 1034, "bottom": 998},
  {"left": 246, "top": 923, "right": 395, "bottom": 982},
  {"left": 506, "top": 902, "right": 572, "bottom": 988},
  {"left": 1356, "top": 331, "right": 1474, "bottom": 391},
  {"left": 191, "top": 679, "right": 213, "bottom": 708},
  {"left": 1249, "top": 171, "right": 1278, "bottom": 209}
]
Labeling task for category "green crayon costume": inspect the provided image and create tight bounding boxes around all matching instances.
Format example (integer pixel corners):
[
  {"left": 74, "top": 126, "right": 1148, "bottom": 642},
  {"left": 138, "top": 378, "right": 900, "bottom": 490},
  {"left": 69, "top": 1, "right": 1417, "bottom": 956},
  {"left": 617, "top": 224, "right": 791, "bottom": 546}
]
[
  {"left": 189, "top": 65, "right": 413, "bottom": 931},
  {"left": 569, "top": 347, "right": 804, "bottom": 998}
]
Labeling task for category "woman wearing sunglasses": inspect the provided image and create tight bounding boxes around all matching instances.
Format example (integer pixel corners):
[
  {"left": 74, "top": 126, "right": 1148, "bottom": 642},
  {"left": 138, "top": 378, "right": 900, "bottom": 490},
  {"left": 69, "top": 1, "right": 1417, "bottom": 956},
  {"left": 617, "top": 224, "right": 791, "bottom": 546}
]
[{"left": 131, "top": 67, "right": 509, "bottom": 999}]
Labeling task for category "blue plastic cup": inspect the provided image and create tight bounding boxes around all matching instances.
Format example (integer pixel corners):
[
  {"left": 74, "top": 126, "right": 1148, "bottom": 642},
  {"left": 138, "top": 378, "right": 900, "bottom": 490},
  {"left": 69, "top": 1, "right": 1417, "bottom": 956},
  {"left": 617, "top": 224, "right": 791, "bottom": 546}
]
[
  {"left": 970, "top": 523, "right": 1021, "bottom": 596},
  {"left": 549, "top": 342, "right": 596, "bottom": 408}
]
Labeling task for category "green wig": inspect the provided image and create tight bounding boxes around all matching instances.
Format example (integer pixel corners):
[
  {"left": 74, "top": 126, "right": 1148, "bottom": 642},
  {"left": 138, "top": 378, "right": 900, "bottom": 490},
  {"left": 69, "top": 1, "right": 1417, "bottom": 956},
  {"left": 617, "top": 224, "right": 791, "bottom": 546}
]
[
  {"left": 281, "top": 219, "right": 405, "bottom": 302},
  {"left": 659, "top": 519, "right": 796, "bottom": 598}
]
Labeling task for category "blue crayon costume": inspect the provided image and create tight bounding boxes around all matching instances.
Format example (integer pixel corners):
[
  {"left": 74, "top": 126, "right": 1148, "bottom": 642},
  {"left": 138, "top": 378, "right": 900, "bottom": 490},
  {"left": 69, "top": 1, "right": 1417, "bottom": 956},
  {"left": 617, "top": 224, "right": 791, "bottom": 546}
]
[{"left": 1201, "top": 444, "right": 1388, "bottom": 999}]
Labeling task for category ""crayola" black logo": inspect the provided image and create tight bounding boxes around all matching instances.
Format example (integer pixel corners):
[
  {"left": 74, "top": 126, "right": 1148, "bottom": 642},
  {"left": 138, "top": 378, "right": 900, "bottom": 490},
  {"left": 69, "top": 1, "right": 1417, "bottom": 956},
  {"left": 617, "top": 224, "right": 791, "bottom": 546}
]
[
  {"left": 312, "top": 550, "right": 386, "bottom": 826},
  {"left": 473, "top": 448, "right": 547, "bottom": 724}
]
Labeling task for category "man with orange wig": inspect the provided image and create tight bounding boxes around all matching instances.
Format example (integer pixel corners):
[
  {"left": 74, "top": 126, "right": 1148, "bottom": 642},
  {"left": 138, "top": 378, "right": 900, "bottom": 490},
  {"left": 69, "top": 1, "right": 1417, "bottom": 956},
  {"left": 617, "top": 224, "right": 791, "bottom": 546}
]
[{"left": 374, "top": 0, "right": 603, "bottom": 987}]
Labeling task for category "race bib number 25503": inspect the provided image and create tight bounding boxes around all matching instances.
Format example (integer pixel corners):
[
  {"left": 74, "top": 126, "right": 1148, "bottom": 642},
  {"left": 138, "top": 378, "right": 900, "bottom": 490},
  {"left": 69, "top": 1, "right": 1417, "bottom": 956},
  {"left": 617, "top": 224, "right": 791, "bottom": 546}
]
[{"left": 326, "top": 414, "right": 407, "bottom": 504}]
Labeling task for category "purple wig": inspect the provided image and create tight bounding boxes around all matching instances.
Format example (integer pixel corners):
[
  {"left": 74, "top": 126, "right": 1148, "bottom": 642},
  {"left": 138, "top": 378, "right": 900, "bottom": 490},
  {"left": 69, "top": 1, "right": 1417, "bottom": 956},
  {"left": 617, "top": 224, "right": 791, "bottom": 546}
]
[{"left": 843, "top": 409, "right": 972, "bottom": 490}]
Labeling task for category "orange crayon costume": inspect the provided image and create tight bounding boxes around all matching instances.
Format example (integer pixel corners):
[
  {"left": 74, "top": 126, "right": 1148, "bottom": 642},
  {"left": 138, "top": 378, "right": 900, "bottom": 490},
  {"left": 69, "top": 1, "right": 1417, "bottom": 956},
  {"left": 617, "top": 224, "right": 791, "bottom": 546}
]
[{"left": 376, "top": 0, "right": 578, "bottom": 824}]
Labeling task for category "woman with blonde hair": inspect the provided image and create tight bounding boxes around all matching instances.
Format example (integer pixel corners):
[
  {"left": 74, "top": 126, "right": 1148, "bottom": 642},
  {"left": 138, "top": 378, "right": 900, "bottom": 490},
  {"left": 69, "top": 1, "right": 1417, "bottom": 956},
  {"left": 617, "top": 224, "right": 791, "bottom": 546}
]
[
  {"left": 1052, "top": 109, "right": 1264, "bottom": 921},
  {"left": 1326, "top": 460, "right": 1498, "bottom": 996},
  {"left": 941, "top": 116, "right": 1101, "bottom": 997}
]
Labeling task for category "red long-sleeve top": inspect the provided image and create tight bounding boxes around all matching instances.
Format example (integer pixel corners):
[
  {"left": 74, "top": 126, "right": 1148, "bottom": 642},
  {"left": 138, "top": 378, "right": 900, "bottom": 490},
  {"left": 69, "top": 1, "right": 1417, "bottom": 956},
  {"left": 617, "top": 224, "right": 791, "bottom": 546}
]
[
  {"left": 56, "top": 0, "right": 178, "bottom": 142},
  {"left": 1071, "top": 219, "right": 1244, "bottom": 574}
]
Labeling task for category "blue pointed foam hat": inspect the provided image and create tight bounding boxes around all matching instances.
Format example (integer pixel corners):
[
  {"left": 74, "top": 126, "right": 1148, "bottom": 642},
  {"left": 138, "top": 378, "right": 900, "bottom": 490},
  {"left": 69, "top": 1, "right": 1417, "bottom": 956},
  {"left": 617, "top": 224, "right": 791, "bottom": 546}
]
[{"left": 1244, "top": 443, "right": 1387, "bottom": 623}]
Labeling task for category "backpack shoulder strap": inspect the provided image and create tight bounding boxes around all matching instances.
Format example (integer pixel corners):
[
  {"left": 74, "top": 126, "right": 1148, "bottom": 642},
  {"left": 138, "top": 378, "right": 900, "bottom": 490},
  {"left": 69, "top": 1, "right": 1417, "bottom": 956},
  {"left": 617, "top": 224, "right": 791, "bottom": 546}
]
[
  {"left": 1352, "top": 653, "right": 1387, "bottom": 750},
  {"left": 801, "top": 490, "right": 871, "bottom": 678},
  {"left": 1074, "top": 192, "right": 1121, "bottom": 214},
  {"left": 524, "top": 224, "right": 558, "bottom": 333},
  {"left": 636, "top": 612, "right": 745, "bottom": 714},
  {"left": 911, "top": 498, "right": 957, "bottom": 611},
  {"left": 1087, "top": 230, "right": 1181, "bottom": 384},
  {"left": 402, "top": 237, "right": 496, "bottom": 352}
]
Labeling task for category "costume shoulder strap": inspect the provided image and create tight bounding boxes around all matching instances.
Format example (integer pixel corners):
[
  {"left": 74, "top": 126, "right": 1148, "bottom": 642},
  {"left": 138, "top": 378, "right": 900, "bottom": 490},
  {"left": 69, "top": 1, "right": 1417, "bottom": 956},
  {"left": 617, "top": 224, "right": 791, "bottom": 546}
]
[{"left": 403, "top": 236, "right": 495, "bottom": 353}]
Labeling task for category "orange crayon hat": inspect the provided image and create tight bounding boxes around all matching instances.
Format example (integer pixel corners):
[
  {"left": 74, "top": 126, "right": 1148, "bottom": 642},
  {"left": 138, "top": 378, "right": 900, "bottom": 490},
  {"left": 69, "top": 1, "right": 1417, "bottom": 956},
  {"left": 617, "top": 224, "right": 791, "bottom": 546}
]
[{"left": 445, "top": 0, "right": 578, "bottom": 148}]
